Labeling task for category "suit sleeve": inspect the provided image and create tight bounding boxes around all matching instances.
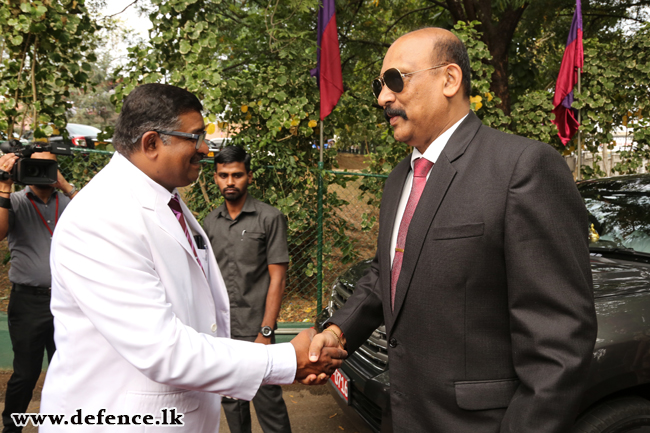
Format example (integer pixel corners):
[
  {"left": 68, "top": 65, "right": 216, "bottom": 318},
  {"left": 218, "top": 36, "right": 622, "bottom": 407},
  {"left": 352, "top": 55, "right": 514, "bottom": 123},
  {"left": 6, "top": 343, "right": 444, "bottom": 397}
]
[
  {"left": 500, "top": 143, "right": 597, "bottom": 433},
  {"left": 329, "top": 251, "right": 384, "bottom": 353}
]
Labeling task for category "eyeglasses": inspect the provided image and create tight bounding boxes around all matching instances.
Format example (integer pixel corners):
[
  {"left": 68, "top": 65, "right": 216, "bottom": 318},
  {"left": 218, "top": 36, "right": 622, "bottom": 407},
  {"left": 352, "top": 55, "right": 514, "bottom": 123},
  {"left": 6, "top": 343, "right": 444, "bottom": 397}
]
[
  {"left": 155, "top": 129, "right": 207, "bottom": 150},
  {"left": 372, "top": 63, "right": 449, "bottom": 98}
]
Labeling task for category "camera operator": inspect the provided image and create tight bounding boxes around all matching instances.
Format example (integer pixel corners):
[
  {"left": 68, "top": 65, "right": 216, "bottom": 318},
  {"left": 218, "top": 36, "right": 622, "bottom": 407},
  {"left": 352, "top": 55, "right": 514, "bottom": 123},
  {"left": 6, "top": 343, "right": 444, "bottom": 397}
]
[{"left": 0, "top": 151, "right": 76, "bottom": 433}]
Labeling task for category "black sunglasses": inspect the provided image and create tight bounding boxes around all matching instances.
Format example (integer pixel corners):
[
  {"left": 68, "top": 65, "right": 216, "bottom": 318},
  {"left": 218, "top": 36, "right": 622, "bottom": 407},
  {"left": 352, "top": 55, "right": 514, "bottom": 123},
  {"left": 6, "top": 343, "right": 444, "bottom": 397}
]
[
  {"left": 155, "top": 129, "right": 207, "bottom": 150},
  {"left": 372, "top": 63, "right": 449, "bottom": 98}
]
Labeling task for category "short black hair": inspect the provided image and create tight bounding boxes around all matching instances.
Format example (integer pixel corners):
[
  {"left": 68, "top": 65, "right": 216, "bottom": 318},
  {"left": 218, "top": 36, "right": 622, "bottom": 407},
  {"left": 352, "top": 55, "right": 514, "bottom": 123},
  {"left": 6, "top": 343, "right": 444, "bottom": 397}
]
[
  {"left": 113, "top": 83, "right": 203, "bottom": 156},
  {"left": 434, "top": 33, "right": 472, "bottom": 99},
  {"left": 214, "top": 145, "right": 251, "bottom": 172}
]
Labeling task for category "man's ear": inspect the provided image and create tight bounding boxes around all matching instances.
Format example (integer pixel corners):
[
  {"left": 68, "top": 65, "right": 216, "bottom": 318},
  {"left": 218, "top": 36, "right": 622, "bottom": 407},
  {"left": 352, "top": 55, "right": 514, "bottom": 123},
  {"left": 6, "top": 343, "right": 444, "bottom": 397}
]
[
  {"left": 442, "top": 64, "right": 463, "bottom": 98},
  {"left": 247, "top": 170, "right": 253, "bottom": 185},
  {"left": 140, "top": 131, "right": 160, "bottom": 160}
]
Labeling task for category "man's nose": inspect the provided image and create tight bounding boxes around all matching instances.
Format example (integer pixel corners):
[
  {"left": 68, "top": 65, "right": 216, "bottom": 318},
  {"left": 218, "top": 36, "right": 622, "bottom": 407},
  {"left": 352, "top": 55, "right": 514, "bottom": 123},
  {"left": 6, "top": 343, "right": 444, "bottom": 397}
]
[
  {"left": 198, "top": 138, "right": 209, "bottom": 155},
  {"left": 377, "top": 83, "right": 395, "bottom": 107}
]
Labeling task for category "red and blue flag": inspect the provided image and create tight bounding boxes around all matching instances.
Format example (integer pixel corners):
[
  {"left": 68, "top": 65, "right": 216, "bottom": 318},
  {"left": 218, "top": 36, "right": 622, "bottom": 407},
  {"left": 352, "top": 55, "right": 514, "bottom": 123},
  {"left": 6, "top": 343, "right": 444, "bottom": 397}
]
[
  {"left": 552, "top": 0, "right": 584, "bottom": 145},
  {"left": 310, "top": 0, "right": 344, "bottom": 121}
]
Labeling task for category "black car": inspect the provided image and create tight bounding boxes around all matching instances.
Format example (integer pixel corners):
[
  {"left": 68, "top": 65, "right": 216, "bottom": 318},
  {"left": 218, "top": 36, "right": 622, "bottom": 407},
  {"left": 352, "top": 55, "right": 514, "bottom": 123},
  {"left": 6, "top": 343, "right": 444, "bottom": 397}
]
[{"left": 318, "top": 174, "right": 650, "bottom": 433}]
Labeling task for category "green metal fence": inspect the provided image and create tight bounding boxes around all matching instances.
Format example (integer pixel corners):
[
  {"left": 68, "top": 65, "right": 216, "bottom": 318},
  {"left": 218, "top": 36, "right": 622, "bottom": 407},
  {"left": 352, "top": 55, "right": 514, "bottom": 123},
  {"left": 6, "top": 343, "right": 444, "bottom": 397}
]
[{"left": 54, "top": 149, "right": 389, "bottom": 323}]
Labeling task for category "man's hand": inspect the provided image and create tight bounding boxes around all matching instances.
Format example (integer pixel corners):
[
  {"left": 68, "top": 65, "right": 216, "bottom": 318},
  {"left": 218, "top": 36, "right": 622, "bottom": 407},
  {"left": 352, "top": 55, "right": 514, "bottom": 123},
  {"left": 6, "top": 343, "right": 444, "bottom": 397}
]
[
  {"left": 0, "top": 154, "right": 19, "bottom": 188},
  {"left": 309, "top": 325, "right": 345, "bottom": 362},
  {"left": 254, "top": 333, "right": 271, "bottom": 345},
  {"left": 291, "top": 328, "right": 347, "bottom": 385},
  {"left": 53, "top": 170, "right": 75, "bottom": 196}
]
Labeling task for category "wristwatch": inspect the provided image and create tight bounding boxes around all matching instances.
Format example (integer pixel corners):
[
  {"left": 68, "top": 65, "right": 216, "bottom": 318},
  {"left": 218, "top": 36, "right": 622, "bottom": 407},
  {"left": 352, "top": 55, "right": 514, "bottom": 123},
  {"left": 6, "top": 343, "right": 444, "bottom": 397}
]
[
  {"left": 260, "top": 326, "right": 273, "bottom": 338},
  {"left": 63, "top": 184, "right": 76, "bottom": 197}
]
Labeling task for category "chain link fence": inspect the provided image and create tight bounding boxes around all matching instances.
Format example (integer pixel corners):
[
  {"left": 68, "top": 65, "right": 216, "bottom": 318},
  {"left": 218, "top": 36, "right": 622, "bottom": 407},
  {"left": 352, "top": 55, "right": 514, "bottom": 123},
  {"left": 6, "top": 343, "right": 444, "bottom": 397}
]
[{"left": 56, "top": 149, "right": 388, "bottom": 323}]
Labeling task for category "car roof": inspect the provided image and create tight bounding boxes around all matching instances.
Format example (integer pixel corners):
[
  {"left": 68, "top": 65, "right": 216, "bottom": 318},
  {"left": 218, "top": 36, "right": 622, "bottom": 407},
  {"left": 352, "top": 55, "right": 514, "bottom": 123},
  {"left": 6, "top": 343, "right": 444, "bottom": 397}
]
[
  {"left": 66, "top": 123, "right": 101, "bottom": 137},
  {"left": 579, "top": 174, "right": 650, "bottom": 193}
]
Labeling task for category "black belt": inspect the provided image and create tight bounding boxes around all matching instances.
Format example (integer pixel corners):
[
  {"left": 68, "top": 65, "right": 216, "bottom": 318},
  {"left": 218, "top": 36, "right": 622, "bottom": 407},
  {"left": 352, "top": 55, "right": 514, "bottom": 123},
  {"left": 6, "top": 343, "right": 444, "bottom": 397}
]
[{"left": 12, "top": 283, "right": 51, "bottom": 296}]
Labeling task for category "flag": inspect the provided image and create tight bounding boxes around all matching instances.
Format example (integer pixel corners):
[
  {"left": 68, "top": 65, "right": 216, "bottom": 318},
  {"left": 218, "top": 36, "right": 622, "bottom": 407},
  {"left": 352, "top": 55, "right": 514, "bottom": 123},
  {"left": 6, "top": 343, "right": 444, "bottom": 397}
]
[
  {"left": 552, "top": 0, "right": 584, "bottom": 145},
  {"left": 310, "top": 0, "right": 344, "bottom": 121}
]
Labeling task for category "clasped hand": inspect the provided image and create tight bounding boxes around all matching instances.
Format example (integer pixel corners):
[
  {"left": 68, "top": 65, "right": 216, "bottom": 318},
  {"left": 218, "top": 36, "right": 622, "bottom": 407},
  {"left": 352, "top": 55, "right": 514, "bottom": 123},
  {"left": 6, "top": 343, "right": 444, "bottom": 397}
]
[{"left": 291, "top": 328, "right": 347, "bottom": 385}]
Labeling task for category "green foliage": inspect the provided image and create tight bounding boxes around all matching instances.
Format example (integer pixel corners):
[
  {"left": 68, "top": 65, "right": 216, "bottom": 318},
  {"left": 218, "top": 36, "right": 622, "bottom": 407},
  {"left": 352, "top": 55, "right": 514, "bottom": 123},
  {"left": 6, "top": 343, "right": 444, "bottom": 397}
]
[
  {"left": 114, "top": 0, "right": 359, "bottom": 297},
  {"left": 110, "top": 0, "right": 650, "bottom": 303},
  {"left": 0, "top": 0, "right": 99, "bottom": 139}
]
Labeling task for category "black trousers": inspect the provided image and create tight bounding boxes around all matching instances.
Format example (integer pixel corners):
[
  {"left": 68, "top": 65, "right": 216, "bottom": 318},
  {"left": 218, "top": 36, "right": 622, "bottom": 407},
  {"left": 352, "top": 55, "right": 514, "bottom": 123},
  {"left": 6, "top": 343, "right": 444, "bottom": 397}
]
[
  {"left": 2, "top": 285, "right": 55, "bottom": 433},
  {"left": 222, "top": 335, "right": 292, "bottom": 433}
]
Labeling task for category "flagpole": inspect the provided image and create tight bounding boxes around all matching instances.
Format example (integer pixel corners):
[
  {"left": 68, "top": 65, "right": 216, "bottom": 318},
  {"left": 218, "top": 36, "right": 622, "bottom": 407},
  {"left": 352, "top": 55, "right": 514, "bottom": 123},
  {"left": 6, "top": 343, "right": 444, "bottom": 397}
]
[
  {"left": 320, "top": 120, "right": 324, "bottom": 163},
  {"left": 576, "top": 68, "right": 582, "bottom": 181}
]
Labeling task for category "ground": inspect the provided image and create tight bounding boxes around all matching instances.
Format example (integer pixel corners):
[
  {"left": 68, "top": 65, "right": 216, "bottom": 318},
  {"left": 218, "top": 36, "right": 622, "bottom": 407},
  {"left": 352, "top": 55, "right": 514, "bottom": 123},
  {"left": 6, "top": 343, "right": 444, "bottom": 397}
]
[{"left": 0, "top": 372, "right": 364, "bottom": 433}]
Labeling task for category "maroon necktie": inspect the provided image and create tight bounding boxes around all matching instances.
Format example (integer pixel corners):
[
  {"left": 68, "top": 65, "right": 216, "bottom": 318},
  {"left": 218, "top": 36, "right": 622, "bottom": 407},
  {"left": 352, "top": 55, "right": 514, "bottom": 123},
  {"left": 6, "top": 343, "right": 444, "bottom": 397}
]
[
  {"left": 168, "top": 194, "right": 205, "bottom": 276},
  {"left": 390, "top": 157, "right": 434, "bottom": 310}
]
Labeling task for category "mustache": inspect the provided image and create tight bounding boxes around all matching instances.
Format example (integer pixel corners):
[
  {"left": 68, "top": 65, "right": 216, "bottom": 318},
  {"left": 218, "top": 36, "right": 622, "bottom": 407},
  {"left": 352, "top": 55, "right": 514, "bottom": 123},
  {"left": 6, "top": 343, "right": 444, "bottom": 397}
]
[
  {"left": 190, "top": 153, "right": 204, "bottom": 164},
  {"left": 384, "top": 107, "right": 408, "bottom": 123}
]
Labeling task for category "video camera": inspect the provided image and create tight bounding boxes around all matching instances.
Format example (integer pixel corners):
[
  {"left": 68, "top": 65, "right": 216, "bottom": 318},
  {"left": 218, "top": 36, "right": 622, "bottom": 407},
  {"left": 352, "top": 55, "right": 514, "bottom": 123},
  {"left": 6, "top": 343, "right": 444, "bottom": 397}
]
[{"left": 0, "top": 139, "right": 72, "bottom": 185}]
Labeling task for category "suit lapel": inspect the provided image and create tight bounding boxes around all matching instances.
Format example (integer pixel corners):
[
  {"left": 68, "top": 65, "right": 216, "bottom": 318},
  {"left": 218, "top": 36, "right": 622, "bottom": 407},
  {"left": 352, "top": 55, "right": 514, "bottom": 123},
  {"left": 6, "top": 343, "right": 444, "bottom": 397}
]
[{"left": 390, "top": 112, "right": 483, "bottom": 323}]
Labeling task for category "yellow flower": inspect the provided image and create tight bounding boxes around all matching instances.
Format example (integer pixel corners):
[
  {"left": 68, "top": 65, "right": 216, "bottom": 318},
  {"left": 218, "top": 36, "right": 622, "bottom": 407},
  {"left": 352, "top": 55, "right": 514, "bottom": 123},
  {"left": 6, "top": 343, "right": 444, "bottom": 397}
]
[
  {"left": 474, "top": 102, "right": 483, "bottom": 110},
  {"left": 206, "top": 123, "right": 216, "bottom": 134},
  {"left": 484, "top": 92, "right": 493, "bottom": 102},
  {"left": 308, "top": 120, "right": 318, "bottom": 128},
  {"left": 290, "top": 119, "right": 300, "bottom": 127},
  {"left": 245, "top": 113, "right": 252, "bottom": 121},
  {"left": 469, "top": 95, "right": 483, "bottom": 104},
  {"left": 241, "top": 104, "right": 248, "bottom": 113}
]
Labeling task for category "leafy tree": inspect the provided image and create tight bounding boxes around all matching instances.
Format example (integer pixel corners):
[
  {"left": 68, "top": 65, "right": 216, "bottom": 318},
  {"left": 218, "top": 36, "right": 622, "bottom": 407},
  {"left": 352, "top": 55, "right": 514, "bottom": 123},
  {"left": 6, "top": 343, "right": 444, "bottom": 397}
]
[
  {"left": 114, "top": 0, "right": 358, "bottom": 299},
  {"left": 112, "top": 0, "right": 650, "bottom": 305},
  {"left": 0, "top": 0, "right": 99, "bottom": 139}
]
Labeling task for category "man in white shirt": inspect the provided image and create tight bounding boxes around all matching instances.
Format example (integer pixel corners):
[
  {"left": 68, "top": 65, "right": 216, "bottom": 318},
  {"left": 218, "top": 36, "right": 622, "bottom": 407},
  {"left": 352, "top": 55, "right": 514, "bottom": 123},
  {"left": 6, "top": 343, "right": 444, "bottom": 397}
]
[{"left": 39, "top": 83, "right": 345, "bottom": 432}]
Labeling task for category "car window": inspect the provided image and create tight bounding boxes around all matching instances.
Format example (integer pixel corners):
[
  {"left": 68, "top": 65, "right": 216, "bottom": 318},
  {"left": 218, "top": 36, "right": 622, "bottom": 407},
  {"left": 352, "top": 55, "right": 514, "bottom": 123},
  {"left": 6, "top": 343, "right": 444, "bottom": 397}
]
[
  {"left": 583, "top": 191, "right": 650, "bottom": 254},
  {"left": 66, "top": 124, "right": 100, "bottom": 137}
]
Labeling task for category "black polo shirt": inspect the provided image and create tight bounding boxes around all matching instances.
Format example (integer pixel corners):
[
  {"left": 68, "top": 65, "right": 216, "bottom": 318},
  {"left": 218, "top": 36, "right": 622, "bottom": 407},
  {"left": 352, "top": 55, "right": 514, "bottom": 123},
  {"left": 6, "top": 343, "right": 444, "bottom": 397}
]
[{"left": 203, "top": 195, "right": 289, "bottom": 337}]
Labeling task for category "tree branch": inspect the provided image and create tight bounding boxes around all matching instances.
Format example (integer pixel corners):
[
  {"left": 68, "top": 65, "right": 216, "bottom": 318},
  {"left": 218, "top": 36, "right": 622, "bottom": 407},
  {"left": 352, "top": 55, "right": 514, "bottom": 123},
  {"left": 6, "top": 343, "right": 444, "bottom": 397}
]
[
  {"left": 346, "top": 39, "right": 391, "bottom": 48},
  {"left": 104, "top": 0, "right": 138, "bottom": 20},
  {"left": 221, "top": 61, "right": 247, "bottom": 73},
  {"left": 383, "top": 6, "right": 441, "bottom": 36}
]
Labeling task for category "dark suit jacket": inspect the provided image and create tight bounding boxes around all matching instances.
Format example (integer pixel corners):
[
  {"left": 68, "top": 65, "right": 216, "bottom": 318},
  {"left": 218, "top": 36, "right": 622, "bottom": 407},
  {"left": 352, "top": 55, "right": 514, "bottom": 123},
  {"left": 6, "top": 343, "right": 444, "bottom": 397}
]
[{"left": 330, "top": 112, "right": 597, "bottom": 433}]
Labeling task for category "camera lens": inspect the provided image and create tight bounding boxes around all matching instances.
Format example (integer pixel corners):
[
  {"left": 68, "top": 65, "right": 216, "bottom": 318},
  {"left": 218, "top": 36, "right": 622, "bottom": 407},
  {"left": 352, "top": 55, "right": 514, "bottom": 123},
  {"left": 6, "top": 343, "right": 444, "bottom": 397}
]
[{"left": 25, "top": 166, "right": 41, "bottom": 178}]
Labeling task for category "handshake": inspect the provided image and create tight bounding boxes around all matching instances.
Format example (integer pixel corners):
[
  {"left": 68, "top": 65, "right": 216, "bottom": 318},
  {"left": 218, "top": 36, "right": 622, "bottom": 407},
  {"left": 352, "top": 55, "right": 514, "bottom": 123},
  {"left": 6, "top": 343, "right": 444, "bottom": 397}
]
[{"left": 290, "top": 326, "right": 348, "bottom": 385}]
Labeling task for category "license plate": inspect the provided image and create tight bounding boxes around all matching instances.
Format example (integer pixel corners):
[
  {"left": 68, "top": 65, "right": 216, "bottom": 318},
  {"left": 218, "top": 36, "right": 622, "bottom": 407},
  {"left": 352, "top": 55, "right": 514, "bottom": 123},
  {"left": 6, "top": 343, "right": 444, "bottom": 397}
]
[{"left": 330, "top": 368, "right": 350, "bottom": 404}]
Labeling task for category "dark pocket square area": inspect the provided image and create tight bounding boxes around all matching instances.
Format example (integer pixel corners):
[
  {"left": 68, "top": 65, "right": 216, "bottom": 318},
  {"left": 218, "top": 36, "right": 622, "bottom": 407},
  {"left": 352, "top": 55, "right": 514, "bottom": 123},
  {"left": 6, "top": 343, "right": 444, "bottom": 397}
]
[
  {"left": 454, "top": 378, "right": 519, "bottom": 410},
  {"left": 430, "top": 222, "right": 484, "bottom": 240}
]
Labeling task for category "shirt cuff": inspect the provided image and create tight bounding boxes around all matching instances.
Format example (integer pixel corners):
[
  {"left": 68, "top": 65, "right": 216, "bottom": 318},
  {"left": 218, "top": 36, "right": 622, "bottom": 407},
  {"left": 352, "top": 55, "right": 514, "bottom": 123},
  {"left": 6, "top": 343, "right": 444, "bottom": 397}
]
[{"left": 262, "top": 342, "right": 297, "bottom": 385}]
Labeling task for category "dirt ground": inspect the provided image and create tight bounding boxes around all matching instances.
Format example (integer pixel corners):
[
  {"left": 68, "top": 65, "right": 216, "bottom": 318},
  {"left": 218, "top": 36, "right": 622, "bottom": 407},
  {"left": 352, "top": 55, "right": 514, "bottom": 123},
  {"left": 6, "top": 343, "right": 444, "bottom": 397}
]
[
  {"left": 0, "top": 372, "right": 365, "bottom": 433},
  {"left": 335, "top": 153, "right": 369, "bottom": 171}
]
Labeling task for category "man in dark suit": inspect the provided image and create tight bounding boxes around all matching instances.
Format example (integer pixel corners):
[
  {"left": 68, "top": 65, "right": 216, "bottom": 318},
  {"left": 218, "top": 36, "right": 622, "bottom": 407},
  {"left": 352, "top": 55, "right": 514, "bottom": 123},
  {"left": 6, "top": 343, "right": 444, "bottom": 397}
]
[{"left": 309, "top": 28, "right": 597, "bottom": 432}]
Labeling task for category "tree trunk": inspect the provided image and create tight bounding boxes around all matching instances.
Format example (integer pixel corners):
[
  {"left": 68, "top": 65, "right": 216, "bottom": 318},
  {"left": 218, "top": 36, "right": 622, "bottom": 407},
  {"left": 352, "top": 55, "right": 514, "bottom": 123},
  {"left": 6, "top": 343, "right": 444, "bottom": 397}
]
[{"left": 443, "top": 0, "right": 528, "bottom": 115}]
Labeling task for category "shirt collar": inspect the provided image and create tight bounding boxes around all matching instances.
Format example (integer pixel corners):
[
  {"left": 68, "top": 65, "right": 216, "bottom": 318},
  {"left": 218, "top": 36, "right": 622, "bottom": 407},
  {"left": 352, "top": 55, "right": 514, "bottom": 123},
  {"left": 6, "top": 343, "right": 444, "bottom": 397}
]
[
  {"left": 410, "top": 114, "right": 468, "bottom": 169},
  {"left": 25, "top": 185, "right": 58, "bottom": 203},
  {"left": 217, "top": 194, "right": 255, "bottom": 219}
]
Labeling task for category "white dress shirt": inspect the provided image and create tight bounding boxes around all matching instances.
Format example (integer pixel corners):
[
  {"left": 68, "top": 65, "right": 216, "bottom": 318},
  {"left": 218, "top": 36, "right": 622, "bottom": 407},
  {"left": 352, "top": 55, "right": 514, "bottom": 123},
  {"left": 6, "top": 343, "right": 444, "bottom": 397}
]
[{"left": 389, "top": 115, "right": 468, "bottom": 267}]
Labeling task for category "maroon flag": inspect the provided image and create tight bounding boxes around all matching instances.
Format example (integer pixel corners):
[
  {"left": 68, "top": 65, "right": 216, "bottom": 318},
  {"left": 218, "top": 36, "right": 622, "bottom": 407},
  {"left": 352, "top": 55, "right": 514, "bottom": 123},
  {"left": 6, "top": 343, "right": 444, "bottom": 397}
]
[
  {"left": 310, "top": 0, "right": 344, "bottom": 120},
  {"left": 552, "top": 0, "right": 584, "bottom": 145}
]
